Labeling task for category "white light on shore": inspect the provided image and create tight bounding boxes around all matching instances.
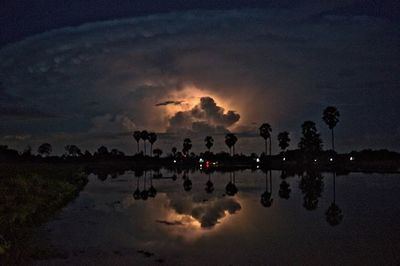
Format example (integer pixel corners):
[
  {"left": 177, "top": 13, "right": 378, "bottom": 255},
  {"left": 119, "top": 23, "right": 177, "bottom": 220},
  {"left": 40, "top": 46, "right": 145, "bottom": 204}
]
[
  {"left": 173, "top": 159, "right": 177, "bottom": 163},
  {"left": 329, "top": 158, "right": 333, "bottom": 162},
  {"left": 283, "top": 157, "right": 286, "bottom": 161},
  {"left": 314, "top": 159, "right": 317, "bottom": 162},
  {"left": 350, "top": 156, "right": 354, "bottom": 161},
  {"left": 256, "top": 158, "right": 260, "bottom": 163},
  {"left": 199, "top": 158, "right": 204, "bottom": 163}
]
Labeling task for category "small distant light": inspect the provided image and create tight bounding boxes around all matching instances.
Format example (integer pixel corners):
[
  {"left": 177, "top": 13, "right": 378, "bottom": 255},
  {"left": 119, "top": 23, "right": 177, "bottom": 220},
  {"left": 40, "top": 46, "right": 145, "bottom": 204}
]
[
  {"left": 350, "top": 156, "right": 354, "bottom": 161},
  {"left": 282, "top": 157, "right": 286, "bottom": 161},
  {"left": 173, "top": 159, "right": 177, "bottom": 163},
  {"left": 314, "top": 159, "right": 317, "bottom": 162},
  {"left": 256, "top": 158, "right": 260, "bottom": 163},
  {"left": 256, "top": 165, "right": 260, "bottom": 169},
  {"left": 212, "top": 162, "right": 217, "bottom": 166},
  {"left": 329, "top": 158, "right": 333, "bottom": 162},
  {"left": 199, "top": 158, "right": 204, "bottom": 163}
]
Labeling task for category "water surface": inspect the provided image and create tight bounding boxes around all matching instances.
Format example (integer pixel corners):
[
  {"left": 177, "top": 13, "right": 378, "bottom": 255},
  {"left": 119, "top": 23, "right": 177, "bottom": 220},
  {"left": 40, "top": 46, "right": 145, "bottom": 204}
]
[{"left": 36, "top": 169, "right": 400, "bottom": 265}]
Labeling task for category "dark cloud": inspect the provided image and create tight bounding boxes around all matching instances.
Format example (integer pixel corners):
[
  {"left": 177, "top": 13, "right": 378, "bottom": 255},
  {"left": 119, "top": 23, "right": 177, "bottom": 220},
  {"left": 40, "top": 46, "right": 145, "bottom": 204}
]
[
  {"left": 0, "top": 8, "right": 399, "bottom": 153},
  {"left": 155, "top": 100, "right": 184, "bottom": 106},
  {"left": 156, "top": 220, "right": 184, "bottom": 226}
]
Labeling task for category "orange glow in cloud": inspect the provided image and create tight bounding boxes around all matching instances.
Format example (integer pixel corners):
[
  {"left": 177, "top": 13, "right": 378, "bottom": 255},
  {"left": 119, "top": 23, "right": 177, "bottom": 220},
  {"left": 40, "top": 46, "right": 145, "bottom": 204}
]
[{"left": 159, "top": 85, "right": 243, "bottom": 130}]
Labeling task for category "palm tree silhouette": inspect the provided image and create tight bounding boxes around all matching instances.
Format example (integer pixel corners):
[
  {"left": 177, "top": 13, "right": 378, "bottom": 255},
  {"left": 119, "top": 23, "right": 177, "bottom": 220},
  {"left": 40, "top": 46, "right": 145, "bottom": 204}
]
[
  {"left": 325, "top": 172, "right": 343, "bottom": 226},
  {"left": 277, "top": 131, "right": 290, "bottom": 154},
  {"left": 259, "top": 123, "right": 272, "bottom": 156},
  {"left": 133, "top": 131, "right": 141, "bottom": 154},
  {"left": 322, "top": 106, "right": 340, "bottom": 152},
  {"left": 261, "top": 170, "right": 273, "bottom": 207},
  {"left": 204, "top": 136, "right": 214, "bottom": 152},
  {"left": 140, "top": 130, "right": 149, "bottom": 156},
  {"left": 148, "top": 132, "right": 157, "bottom": 157},
  {"left": 182, "top": 138, "right": 192, "bottom": 156},
  {"left": 225, "top": 133, "right": 238, "bottom": 156}
]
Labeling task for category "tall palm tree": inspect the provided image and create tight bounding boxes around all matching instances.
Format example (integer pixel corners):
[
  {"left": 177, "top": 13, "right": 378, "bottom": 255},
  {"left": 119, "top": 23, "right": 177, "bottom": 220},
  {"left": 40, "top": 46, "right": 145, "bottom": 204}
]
[
  {"left": 140, "top": 130, "right": 149, "bottom": 155},
  {"left": 322, "top": 106, "right": 340, "bottom": 152},
  {"left": 259, "top": 123, "right": 272, "bottom": 156},
  {"left": 183, "top": 138, "right": 192, "bottom": 155},
  {"left": 277, "top": 131, "right": 290, "bottom": 153},
  {"left": 204, "top": 136, "right": 214, "bottom": 152},
  {"left": 225, "top": 133, "right": 238, "bottom": 156},
  {"left": 148, "top": 132, "right": 157, "bottom": 156},
  {"left": 133, "top": 131, "right": 141, "bottom": 153}
]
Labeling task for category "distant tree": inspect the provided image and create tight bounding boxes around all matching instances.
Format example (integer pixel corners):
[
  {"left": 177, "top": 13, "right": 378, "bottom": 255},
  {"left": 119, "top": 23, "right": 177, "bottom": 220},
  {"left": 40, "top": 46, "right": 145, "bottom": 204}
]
[
  {"left": 153, "top": 148, "right": 163, "bottom": 158},
  {"left": 278, "top": 131, "right": 290, "bottom": 152},
  {"left": 259, "top": 123, "right": 272, "bottom": 156},
  {"left": 171, "top": 147, "right": 177, "bottom": 157},
  {"left": 148, "top": 132, "right": 157, "bottom": 156},
  {"left": 97, "top": 146, "right": 109, "bottom": 156},
  {"left": 298, "top": 121, "right": 323, "bottom": 161},
  {"left": 38, "top": 143, "right": 52, "bottom": 157},
  {"left": 322, "top": 106, "right": 340, "bottom": 152},
  {"left": 133, "top": 131, "right": 141, "bottom": 153},
  {"left": 111, "top": 148, "right": 124, "bottom": 157},
  {"left": 21, "top": 145, "right": 32, "bottom": 157},
  {"left": 83, "top": 150, "right": 92, "bottom": 159},
  {"left": 204, "top": 136, "right": 214, "bottom": 152},
  {"left": 65, "top": 145, "right": 82, "bottom": 157},
  {"left": 225, "top": 133, "right": 238, "bottom": 156},
  {"left": 140, "top": 130, "right": 149, "bottom": 155},
  {"left": 182, "top": 138, "right": 192, "bottom": 155}
]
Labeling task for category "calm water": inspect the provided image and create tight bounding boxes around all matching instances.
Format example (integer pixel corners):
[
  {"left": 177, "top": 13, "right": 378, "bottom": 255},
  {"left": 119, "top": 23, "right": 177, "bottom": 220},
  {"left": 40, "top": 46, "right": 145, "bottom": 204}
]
[{"left": 36, "top": 169, "right": 400, "bottom": 265}]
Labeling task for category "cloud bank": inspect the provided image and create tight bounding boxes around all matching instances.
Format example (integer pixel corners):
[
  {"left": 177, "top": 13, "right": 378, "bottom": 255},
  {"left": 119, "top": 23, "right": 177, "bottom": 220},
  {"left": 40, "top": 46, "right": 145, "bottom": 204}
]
[{"left": 0, "top": 8, "right": 399, "bottom": 153}]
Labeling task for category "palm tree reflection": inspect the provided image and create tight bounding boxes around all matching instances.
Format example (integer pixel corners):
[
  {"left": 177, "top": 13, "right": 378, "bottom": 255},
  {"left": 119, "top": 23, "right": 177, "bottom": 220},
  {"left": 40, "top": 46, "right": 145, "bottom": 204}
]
[
  {"left": 279, "top": 170, "right": 291, "bottom": 199},
  {"left": 133, "top": 170, "right": 142, "bottom": 200},
  {"left": 141, "top": 171, "right": 149, "bottom": 200},
  {"left": 300, "top": 170, "right": 323, "bottom": 210},
  {"left": 148, "top": 170, "right": 157, "bottom": 198},
  {"left": 183, "top": 172, "right": 193, "bottom": 192},
  {"left": 225, "top": 171, "right": 238, "bottom": 196},
  {"left": 325, "top": 172, "right": 343, "bottom": 226},
  {"left": 261, "top": 170, "right": 273, "bottom": 207},
  {"left": 205, "top": 172, "right": 214, "bottom": 194}
]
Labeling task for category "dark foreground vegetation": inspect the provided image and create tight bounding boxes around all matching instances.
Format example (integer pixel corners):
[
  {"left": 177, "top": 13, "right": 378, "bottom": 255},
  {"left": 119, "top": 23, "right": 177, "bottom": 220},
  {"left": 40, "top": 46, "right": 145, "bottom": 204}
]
[{"left": 0, "top": 164, "right": 87, "bottom": 264}]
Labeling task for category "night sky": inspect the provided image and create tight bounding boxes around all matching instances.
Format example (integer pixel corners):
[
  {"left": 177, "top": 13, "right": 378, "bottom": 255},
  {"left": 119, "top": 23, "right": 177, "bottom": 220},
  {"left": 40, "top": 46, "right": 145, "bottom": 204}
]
[{"left": 1, "top": 0, "right": 399, "bottom": 154}]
